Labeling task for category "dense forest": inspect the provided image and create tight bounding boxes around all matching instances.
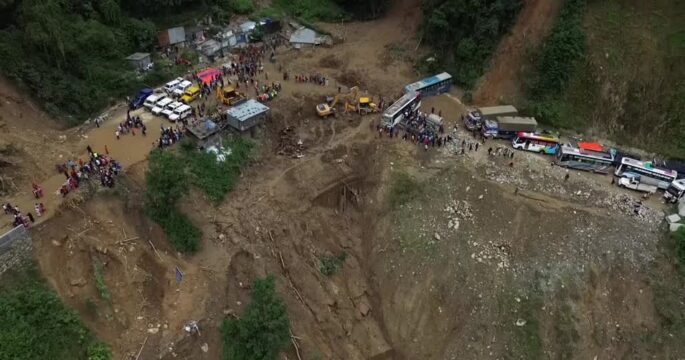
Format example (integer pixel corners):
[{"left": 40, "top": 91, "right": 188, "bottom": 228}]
[{"left": 420, "top": 0, "right": 522, "bottom": 90}]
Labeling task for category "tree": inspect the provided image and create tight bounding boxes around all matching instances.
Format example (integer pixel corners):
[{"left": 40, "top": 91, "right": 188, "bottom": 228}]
[
  {"left": 145, "top": 150, "right": 189, "bottom": 212},
  {"left": 221, "top": 275, "right": 290, "bottom": 360}
]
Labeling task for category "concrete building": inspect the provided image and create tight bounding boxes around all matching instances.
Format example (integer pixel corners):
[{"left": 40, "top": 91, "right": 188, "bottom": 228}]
[
  {"left": 225, "top": 99, "right": 270, "bottom": 131},
  {"left": 125, "top": 52, "right": 151, "bottom": 71},
  {"left": 158, "top": 26, "right": 186, "bottom": 47},
  {"left": 289, "top": 27, "right": 332, "bottom": 48}
]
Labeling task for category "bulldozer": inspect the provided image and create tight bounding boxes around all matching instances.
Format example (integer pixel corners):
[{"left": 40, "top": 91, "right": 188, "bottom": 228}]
[
  {"left": 217, "top": 85, "right": 246, "bottom": 106},
  {"left": 357, "top": 97, "right": 378, "bottom": 115}
]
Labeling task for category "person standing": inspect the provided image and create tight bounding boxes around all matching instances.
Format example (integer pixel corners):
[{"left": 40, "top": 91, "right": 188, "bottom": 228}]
[{"left": 27, "top": 212, "right": 35, "bottom": 223}]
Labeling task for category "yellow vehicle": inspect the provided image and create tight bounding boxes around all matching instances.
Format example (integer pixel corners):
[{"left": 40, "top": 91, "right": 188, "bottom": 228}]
[
  {"left": 316, "top": 103, "right": 336, "bottom": 118},
  {"left": 357, "top": 97, "right": 378, "bottom": 115},
  {"left": 180, "top": 86, "right": 200, "bottom": 104},
  {"left": 217, "top": 86, "right": 246, "bottom": 106},
  {"left": 316, "top": 86, "right": 360, "bottom": 118}
]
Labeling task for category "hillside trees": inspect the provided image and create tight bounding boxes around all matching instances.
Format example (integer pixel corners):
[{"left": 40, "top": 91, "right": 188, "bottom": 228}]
[{"left": 420, "top": 0, "right": 522, "bottom": 88}]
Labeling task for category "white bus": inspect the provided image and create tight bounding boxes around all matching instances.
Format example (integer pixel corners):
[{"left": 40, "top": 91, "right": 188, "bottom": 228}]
[
  {"left": 512, "top": 132, "right": 560, "bottom": 155},
  {"left": 615, "top": 157, "right": 677, "bottom": 190},
  {"left": 554, "top": 143, "right": 615, "bottom": 174},
  {"left": 382, "top": 91, "right": 421, "bottom": 127},
  {"left": 404, "top": 72, "right": 452, "bottom": 97}
]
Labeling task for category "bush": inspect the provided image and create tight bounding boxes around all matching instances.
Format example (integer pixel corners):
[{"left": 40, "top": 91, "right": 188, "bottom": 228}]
[
  {"left": 87, "top": 342, "right": 112, "bottom": 360},
  {"left": 180, "top": 138, "right": 254, "bottom": 203},
  {"left": 0, "top": 267, "right": 111, "bottom": 360},
  {"left": 231, "top": 0, "right": 254, "bottom": 14},
  {"left": 145, "top": 149, "right": 202, "bottom": 253},
  {"left": 320, "top": 252, "right": 348, "bottom": 276},
  {"left": 529, "top": 0, "right": 586, "bottom": 99},
  {"left": 672, "top": 227, "right": 685, "bottom": 268},
  {"left": 93, "top": 261, "right": 111, "bottom": 303},
  {"left": 221, "top": 275, "right": 290, "bottom": 360}
]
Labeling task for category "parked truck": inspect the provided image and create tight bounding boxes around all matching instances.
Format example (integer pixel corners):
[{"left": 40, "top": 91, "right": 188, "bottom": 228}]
[
  {"left": 481, "top": 116, "right": 537, "bottom": 139},
  {"left": 464, "top": 105, "right": 518, "bottom": 131},
  {"left": 618, "top": 175, "right": 658, "bottom": 194},
  {"left": 664, "top": 179, "right": 685, "bottom": 203}
]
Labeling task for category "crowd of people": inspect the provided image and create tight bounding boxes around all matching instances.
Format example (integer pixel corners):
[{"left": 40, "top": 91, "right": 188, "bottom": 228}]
[
  {"left": 292, "top": 73, "right": 329, "bottom": 86},
  {"left": 117, "top": 111, "right": 146, "bottom": 139},
  {"left": 3, "top": 202, "right": 43, "bottom": 228},
  {"left": 157, "top": 125, "right": 185, "bottom": 148},
  {"left": 222, "top": 45, "right": 266, "bottom": 86},
  {"left": 58, "top": 146, "right": 122, "bottom": 197}
]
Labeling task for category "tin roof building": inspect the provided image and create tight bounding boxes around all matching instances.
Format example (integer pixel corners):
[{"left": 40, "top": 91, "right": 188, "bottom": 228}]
[{"left": 225, "top": 100, "right": 270, "bottom": 131}]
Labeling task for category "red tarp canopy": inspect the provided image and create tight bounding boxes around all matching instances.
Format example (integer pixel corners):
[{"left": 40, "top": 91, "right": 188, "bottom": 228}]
[
  {"left": 196, "top": 68, "right": 221, "bottom": 86},
  {"left": 578, "top": 142, "right": 603, "bottom": 152}
]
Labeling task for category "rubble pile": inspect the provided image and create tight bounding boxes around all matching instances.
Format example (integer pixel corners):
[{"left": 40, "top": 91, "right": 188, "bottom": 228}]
[
  {"left": 276, "top": 126, "right": 306, "bottom": 158},
  {"left": 597, "top": 193, "right": 663, "bottom": 224}
]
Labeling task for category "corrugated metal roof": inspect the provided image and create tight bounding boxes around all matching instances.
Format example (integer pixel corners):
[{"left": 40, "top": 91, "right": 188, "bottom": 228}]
[
  {"left": 289, "top": 28, "right": 317, "bottom": 44},
  {"left": 126, "top": 52, "right": 150, "bottom": 61},
  {"left": 226, "top": 99, "right": 269, "bottom": 122},
  {"left": 168, "top": 26, "right": 186, "bottom": 45}
]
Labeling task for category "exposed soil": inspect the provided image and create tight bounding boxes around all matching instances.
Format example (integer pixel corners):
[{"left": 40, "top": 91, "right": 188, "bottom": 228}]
[
  {"left": 3, "top": 0, "right": 684, "bottom": 359},
  {"left": 473, "top": 0, "right": 563, "bottom": 104}
]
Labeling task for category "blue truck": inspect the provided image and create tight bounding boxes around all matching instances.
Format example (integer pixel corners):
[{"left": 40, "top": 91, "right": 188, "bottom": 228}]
[{"left": 129, "top": 88, "right": 153, "bottom": 109}]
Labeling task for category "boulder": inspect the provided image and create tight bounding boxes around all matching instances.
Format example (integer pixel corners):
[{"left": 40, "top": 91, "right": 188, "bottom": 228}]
[{"left": 666, "top": 214, "right": 681, "bottom": 224}]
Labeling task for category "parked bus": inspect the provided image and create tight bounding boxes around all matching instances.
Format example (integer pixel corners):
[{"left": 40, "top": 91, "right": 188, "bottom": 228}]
[
  {"left": 404, "top": 72, "right": 452, "bottom": 97},
  {"left": 382, "top": 91, "right": 421, "bottom": 127},
  {"left": 554, "top": 143, "right": 615, "bottom": 174},
  {"left": 512, "top": 132, "right": 560, "bottom": 155},
  {"left": 614, "top": 157, "right": 677, "bottom": 190}
]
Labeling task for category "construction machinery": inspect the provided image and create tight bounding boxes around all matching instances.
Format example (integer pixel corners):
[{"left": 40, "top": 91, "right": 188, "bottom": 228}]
[
  {"left": 217, "top": 86, "right": 246, "bottom": 106},
  {"left": 316, "top": 86, "right": 378, "bottom": 118}
]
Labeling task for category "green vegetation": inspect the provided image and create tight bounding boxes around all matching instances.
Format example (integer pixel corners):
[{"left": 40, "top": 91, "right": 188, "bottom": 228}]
[
  {"left": 145, "top": 149, "right": 202, "bottom": 253},
  {"left": 259, "top": 0, "right": 387, "bottom": 22},
  {"left": 503, "top": 289, "right": 543, "bottom": 359},
  {"left": 145, "top": 139, "right": 253, "bottom": 253},
  {"left": 389, "top": 171, "right": 421, "bottom": 208},
  {"left": 420, "top": 0, "right": 523, "bottom": 88},
  {"left": 180, "top": 138, "right": 254, "bottom": 204},
  {"left": 0, "top": 266, "right": 112, "bottom": 360},
  {"left": 231, "top": 0, "right": 255, "bottom": 14},
  {"left": 221, "top": 275, "right": 290, "bottom": 360},
  {"left": 93, "top": 261, "right": 111, "bottom": 303},
  {"left": 525, "top": 0, "right": 586, "bottom": 129},
  {"left": 319, "top": 252, "right": 348, "bottom": 276},
  {"left": 525, "top": 0, "right": 685, "bottom": 157},
  {"left": 671, "top": 227, "right": 685, "bottom": 268}
]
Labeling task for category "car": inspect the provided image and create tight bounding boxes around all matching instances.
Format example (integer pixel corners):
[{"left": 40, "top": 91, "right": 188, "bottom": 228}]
[
  {"left": 161, "top": 101, "right": 183, "bottom": 118},
  {"left": 172, "top": 80, "right": 193, "bottom": 98},
  {"left": 168, "top": 104, "right": 192, "bottom": 122},
  {"left": 180, "top": 86, "right": 200, "bottom": 104},
  {"left": 129, "top": 88, "right": 153, "bottom": 109},
  {"left": 163, "top": 78, "right": 183, "bottom": 94},
  {"left": 143, "top": 94, "right": 161, "bottom": 111},
  {"left": 151, "top": 97, "right": 173, "bottom": 115}
]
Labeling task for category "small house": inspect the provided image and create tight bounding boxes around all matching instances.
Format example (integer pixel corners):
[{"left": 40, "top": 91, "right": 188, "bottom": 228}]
[
  {"left": 125, "top": 52, "right": 151, "bottom": 71},
  {"left": 289, "top": 27, "right": 332, "bottom": 48},
  {"left": 159, "top": 26, "right": 186, "bottom": 47},
  {"left": 225, "top": 99, "right": 270, "bottom": 132}
]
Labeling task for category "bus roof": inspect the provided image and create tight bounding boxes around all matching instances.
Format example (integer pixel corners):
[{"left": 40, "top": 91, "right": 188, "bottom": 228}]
[
  {"left": 479, "top": 105, "right": 518, "bottom": 116},
  {"left": 578, "top": 142, "right": 603, "bottom": 152},
  {"left": 516, "top": 132, "right": 559, "bottom": 142},
  {"left": 621, "top": 157, "right": 676, "bottom": 176},
  {"left": 560, "top": 144, "right": 615, "bottom": 160},
  {"left": 384, "top": 91, "right": 419, "bottom": 117},
  {"left": 404, "top": 72, "right": 452, "bottom": 92}
]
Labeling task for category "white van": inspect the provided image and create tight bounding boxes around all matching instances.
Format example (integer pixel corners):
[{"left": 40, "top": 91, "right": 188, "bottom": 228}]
[
  {"left": 163, "top": 78, "right": 183, "bottom": 94},
  {"left": 161, "top": 101, "right": 183, "bottom": 118},
  {"left": 143, "top": 94, "right": 161, "bottom": 111},
  {"left": 152, "top": 97, "right": 173, "bottom": 115},
  {"left": 168, "top": 104, "right": 192, "bottom": 122},
  {"left": 172, "top": 80, "right": 193, "bottom": 98}
]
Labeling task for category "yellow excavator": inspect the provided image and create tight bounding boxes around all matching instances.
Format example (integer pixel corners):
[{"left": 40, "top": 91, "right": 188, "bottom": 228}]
[
  {"left": 217, "top": 85, "right": 246, "bottom": 106},
  {"left": 317, "top": 86, "right": 359, "bottom": 118},
  {"left": 316, "top": 86, "right": 377, "bottom": 118}
]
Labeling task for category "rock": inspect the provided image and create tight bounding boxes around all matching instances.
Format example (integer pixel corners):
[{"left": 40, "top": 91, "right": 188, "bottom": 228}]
[
  {"left": 201, "top": 343, "right": 209, "bottom": 353},
  {"left": 515, "top": 319, "right": 527, "bottom": 327},
  {"left": 218, "top": 233, "right": 226, "bottom": 241},
  {"left": 70, "top": 278, "right": 86, "bottom": 287},
  {"left": 478, "top": 195, "right": 484, "bottom": 199},
  {"left": 147, "top": 327, "right": 159, "bottom": 334},
  {"left": 358, "top": 302, "right": 371, "bottom": 316},
  {"left": 666, "top": 214, "right": 681, "bottom": 224},
  {"left": 669, "top": 223, "right": 684, "bottom": 233},
  {"left": 52, "top": 240, "right": 62, "bottom": 247},
  {"left": 433, "top": 233, "right": 441, "bottom": 241}
]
